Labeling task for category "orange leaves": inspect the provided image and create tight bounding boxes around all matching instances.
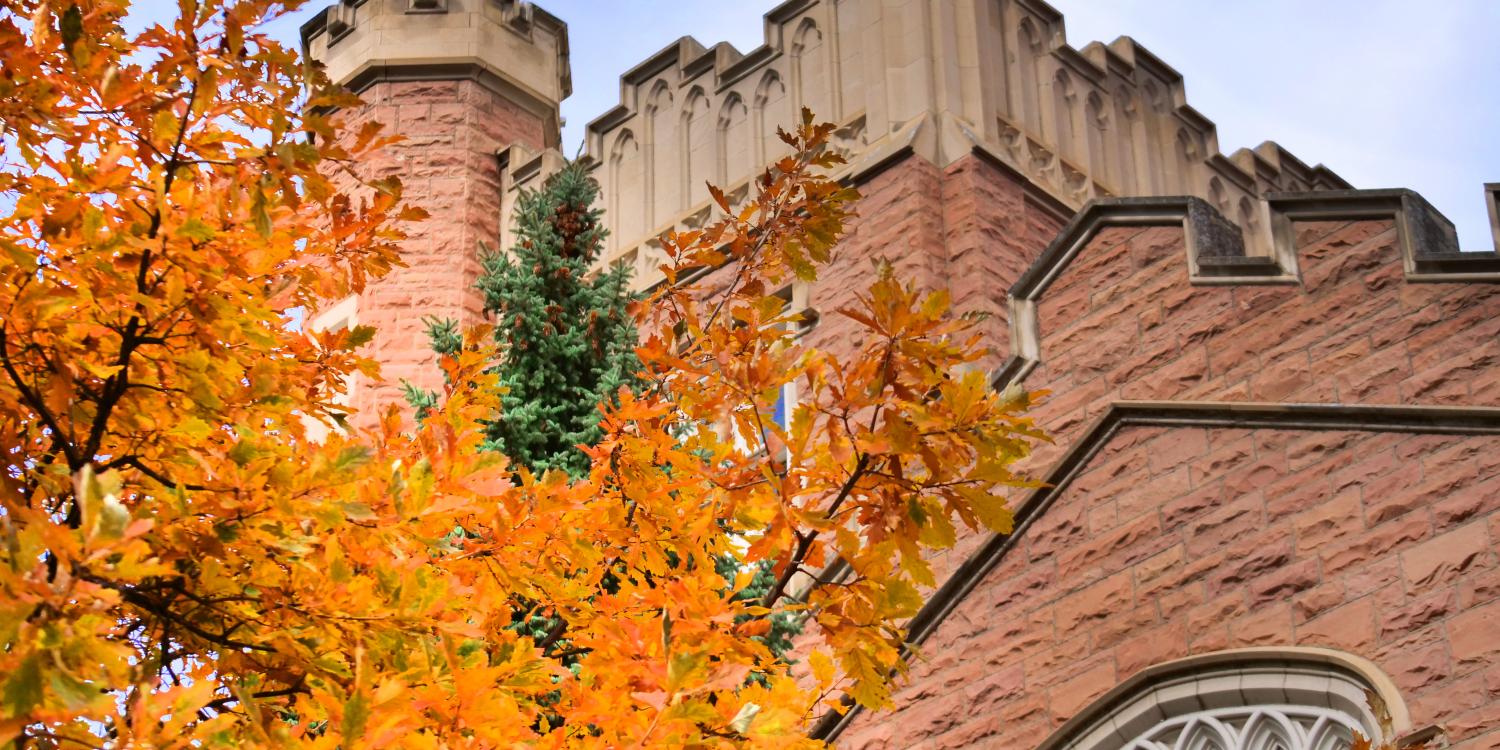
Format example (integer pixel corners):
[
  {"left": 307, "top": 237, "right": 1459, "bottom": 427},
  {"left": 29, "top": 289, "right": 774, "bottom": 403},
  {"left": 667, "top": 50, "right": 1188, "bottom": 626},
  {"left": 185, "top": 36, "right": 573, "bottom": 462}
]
[
  {"left": 2, "top": 1, "right": 1046, "bottom": 738},
  {"left": 575, "top": 107, "right": 1047, "bottom": 728},
  {"left": 0, "top": 0, "right": 433, "bottom": 745}
]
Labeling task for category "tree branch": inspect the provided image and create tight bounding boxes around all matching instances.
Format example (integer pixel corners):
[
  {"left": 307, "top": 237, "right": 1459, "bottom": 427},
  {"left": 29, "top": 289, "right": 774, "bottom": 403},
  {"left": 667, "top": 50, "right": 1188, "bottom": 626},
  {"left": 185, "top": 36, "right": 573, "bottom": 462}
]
[
  {"left": 108, "top": 456, "right": 207, "bottom": 492},
  {"left": 760, "top": 453, "right": 869, "bottom": 608},
  {"left": 0, "top": 324, "right": 81, "bottom": 468}
]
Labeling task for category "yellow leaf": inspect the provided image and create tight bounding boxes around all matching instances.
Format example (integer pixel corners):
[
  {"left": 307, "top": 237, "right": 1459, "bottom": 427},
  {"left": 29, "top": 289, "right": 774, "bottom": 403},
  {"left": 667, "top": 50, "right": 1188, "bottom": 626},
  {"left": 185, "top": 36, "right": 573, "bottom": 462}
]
[{"left": 809, "top": 650, "right": 835, "bottom": 688}]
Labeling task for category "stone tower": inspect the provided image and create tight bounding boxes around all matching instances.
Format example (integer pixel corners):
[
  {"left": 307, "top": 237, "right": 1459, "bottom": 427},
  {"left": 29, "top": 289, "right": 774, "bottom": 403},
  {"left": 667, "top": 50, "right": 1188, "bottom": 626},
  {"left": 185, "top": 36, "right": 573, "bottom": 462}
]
[{"left": 301, "top": 0, "right": 570, "bottom": 418}]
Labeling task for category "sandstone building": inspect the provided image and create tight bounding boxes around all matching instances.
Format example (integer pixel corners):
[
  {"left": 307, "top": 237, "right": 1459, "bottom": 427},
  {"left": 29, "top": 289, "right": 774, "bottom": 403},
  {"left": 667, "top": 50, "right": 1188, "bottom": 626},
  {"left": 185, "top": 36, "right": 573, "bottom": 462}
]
[{"left": 301, "top": 1, "right": 1500, "bottom": 747}]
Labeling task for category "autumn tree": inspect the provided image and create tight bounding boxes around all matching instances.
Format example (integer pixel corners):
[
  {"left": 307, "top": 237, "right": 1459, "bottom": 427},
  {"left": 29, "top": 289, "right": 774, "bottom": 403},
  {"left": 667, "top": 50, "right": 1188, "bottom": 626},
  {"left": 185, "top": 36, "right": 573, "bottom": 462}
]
[{"left": 0, "top": 1, "right": 1048, "bottom": 747}]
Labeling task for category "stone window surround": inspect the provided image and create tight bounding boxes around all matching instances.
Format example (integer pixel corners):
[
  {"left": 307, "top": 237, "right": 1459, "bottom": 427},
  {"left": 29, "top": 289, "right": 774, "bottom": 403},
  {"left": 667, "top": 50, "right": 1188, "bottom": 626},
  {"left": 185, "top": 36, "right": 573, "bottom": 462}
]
[{"left": 1034, "top": 647, "right": 1409, "bottom": 750}]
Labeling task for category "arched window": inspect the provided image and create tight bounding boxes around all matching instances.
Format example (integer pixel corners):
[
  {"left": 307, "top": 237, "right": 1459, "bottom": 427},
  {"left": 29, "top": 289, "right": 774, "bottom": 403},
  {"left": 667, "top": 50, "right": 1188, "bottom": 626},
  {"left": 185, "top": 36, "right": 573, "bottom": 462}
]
[{"left": 1040, "top": 649, "right": 1409, "bottom": 750}]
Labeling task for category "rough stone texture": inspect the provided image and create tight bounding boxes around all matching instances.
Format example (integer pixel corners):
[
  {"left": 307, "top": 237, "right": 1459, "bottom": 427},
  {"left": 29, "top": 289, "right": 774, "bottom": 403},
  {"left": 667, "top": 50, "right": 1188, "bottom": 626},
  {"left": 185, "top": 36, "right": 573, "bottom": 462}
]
[
  {"left": 842, "top": 426, "right": 1500, "bottom": 750},
  {"left": 833, "top": 162, "right": 1500, "bottom": 749},
  {"left": 334, "top": 79, "right": 548, "bottom": 422},
  {"left": 687, "top": 153, "right": 1065, "bottom": 384}
]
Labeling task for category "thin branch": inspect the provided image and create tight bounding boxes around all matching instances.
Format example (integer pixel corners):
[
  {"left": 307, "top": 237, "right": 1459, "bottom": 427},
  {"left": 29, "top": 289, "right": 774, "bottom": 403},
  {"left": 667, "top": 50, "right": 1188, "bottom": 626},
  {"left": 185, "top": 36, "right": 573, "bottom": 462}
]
[
  {"left": 110, "top": 456, "right": 207, "bottom": 492},
  {"left": 0, "top": 324, "right": 81, "bottom": 468},
  {"left": 536, "top": 617, "right": 569, "bottom": 652},
  {"left": 198, "top": 680, "right": 307, "bottom": 719},
  {"left": 760, "top": 453, "right": 869, "bottom": 608}
]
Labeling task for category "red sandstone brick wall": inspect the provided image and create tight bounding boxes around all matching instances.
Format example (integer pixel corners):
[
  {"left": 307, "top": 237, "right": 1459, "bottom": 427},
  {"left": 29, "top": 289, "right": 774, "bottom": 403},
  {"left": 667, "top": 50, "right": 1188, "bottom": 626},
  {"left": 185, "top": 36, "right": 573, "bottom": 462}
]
[
  {"left": 834, "top": 162, "right": 1500, "bottom": 748},
  {"left": 796, "top": 153, "right": 1064, "bottom": 376},
  {"left": 338, "top": 80, "right": 549, "bottom": 421},
  {"left": 353, "top": 111, "right": 1500, "bottom": 742}
]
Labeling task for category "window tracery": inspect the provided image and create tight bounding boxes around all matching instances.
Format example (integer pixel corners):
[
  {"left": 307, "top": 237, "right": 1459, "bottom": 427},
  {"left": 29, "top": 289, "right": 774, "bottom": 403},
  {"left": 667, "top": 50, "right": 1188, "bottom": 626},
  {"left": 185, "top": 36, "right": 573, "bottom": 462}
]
[{"left": 1040, "top": 651, "right": 1404, "bottom": 750}]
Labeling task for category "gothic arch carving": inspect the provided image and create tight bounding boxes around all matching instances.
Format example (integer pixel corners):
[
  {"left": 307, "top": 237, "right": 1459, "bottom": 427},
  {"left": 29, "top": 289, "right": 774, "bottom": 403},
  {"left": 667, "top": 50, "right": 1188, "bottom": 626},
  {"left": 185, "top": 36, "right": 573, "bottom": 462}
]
[
  {"left": 1051, "top": 67, "right": 1080, "bottom": 163},
  {"left": 1016, "top": 17, "right": 1044, "bottom": 133},
  {"left": 1177, "top": 126, "right": 1203, "bottom": 192},
  {"left": 1140, "top": 80, "right": 1171, "bottom": 192},
  {"left": 645, "top": 81, "right": 678, "bottom": 221},
  {"left": 1238, "top": 195, "right": 1260, "bottom": 240},
  {"left": 754, "top": 69, "right": 791, "bottom": 166},
  {"left": 717, "top": 93, "right": 751, "bottom": 188},
  {"left": 681, "top": 86, "right": 712, "bottom": 208},
  {"left": 791, "top": 17, "right": 833, "bottom": 122},
  {"left": 1208, "top": 176, "right": 1228, "bottom": 215},
  {"left": 1083, "top": 91, "right": 1109, "bottom": 190},
  {"left": 1112, "top": 85, "right": 1141, "bottom": 195},
  {"left": 607, "top": 129, "right": 643, "bottom": 252},
  {"left": 644, "top": 80, "right": 673, "bottom": 126},
  {"left": 1036, "top": 648, "right": 1410, "bottom": 750}
]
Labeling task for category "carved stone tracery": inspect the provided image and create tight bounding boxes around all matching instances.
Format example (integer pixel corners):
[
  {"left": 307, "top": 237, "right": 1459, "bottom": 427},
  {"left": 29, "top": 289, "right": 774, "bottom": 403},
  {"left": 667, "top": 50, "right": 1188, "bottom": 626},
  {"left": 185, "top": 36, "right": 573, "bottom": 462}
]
[{"left": 560, "top": 0, "right": 1353, "bottom": 291}]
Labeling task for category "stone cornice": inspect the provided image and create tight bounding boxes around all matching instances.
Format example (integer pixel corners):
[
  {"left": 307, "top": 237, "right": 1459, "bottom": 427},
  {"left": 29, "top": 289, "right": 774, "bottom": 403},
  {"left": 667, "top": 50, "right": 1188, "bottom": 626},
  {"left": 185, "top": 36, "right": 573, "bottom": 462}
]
[
  {"left": 338, "top": 61, "right": 559, "bottom": 123},
  {"left": 811, "top": 400, "right": 1500, "bottom": 742},
  {"left": 1008, "top": 197, "right": 1250, "bottom": 302},
  {"left": 300, "top": 0, "right": 571, "bottom": 130}
]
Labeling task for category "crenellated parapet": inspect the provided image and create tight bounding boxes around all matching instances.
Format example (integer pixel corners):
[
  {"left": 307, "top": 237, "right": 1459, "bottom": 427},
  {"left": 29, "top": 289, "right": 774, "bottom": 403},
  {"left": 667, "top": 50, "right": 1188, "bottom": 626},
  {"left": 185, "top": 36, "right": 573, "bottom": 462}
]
[
  {"left": 553, "top": 0, "right": 1353, "bottom": 291},
  {"left": 996, "top": 189, "right": 1500, "bottom": 391}
]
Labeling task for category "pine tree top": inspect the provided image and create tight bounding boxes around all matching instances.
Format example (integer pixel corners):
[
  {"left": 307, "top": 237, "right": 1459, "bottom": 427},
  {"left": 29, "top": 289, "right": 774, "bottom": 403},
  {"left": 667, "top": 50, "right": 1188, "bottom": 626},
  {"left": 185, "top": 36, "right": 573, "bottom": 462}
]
[{"left": 408, "top": 162, "right": 641, "bottom": 478}]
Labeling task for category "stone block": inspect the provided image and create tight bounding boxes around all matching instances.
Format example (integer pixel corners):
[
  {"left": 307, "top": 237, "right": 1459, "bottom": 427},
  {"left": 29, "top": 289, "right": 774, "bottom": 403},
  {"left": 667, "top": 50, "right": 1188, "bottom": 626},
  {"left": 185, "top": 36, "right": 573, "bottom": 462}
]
[
  {"left": 1297, "top": 596, "right": 1378, "bottom": 652},
  {"left": 1402, "top": 522, "right": 1491, "bottom": 588}
]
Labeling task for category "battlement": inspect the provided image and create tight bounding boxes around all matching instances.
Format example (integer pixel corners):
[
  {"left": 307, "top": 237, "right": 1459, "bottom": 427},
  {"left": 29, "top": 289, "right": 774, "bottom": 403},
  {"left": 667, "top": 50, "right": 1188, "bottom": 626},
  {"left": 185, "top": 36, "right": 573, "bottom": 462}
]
[
  {"left": 301, "top": 0, "right": 571, "bottom": 144},
  {"left": 559, "top": 0, "right": 1355, "bottom": 291},
  {"left": 998, "top": 190, "right": 1500, "bottom": 390}
]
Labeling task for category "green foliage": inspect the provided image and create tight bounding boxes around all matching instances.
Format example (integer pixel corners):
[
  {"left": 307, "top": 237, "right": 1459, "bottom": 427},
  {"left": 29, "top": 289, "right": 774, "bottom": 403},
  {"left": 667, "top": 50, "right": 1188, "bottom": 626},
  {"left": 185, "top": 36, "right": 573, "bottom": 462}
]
[{"left": 406, "top": 163, "right": 639, "bottom": 477}]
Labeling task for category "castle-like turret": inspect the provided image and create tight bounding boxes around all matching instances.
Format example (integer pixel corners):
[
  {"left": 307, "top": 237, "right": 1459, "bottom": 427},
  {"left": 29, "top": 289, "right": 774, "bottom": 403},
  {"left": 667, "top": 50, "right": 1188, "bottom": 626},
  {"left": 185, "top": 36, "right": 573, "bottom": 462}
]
[{"left": 301, "top": 0, "right": 571, "bottom": 418}]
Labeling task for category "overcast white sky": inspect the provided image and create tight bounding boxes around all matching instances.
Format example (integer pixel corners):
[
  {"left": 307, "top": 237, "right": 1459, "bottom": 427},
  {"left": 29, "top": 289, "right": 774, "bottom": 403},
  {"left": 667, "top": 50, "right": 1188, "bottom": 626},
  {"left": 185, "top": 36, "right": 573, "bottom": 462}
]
[{"left": 243, "top": 0, "right": 1498, "bottom": 250}]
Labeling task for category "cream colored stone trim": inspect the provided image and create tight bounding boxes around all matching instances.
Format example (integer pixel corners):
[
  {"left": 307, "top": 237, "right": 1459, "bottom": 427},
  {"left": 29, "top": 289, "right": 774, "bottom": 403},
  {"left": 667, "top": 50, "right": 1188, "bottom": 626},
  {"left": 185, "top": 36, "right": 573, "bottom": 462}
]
[
  {"left": 568, "top": 0, "right": 1348, "bottom": 290},
  {"left": 1486, "top": 183, "right": 1500, "bottom": 254},
  {"left": 302, "top": 0, "right": 570, "bottom": 128},
  {"left": 1035, "top": 647, "right": 1412, "bottom": 750}
]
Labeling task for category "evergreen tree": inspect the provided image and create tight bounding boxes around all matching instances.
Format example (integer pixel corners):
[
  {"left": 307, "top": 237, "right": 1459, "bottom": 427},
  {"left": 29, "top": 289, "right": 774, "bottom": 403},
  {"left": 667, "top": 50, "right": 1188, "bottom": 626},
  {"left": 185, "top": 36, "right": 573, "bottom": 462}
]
[
  {"left": 405, "top": 162, "right": 640, "bottom": 477},
  {"left": 405, "top": 161, "right": 806, "bottom": 666}
]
